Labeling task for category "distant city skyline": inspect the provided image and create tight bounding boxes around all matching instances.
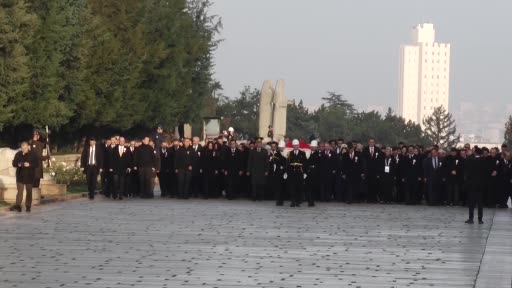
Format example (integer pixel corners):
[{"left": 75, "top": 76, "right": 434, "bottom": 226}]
[{"left": 211, "top": 0, "right": 512, "bottom": 143}]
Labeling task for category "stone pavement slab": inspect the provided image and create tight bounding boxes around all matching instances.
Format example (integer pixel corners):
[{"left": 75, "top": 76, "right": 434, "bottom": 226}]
[{"left": 0, "top": 198, "right": 510, "bottom": 288}]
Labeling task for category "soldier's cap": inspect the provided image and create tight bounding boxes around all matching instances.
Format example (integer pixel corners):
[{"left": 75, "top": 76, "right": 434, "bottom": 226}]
[
  {"left": 33, "top": 129, "right": 40, "bottom": 135},
  {"left": 292, "top": 139, "right": 300, "bottom": 146},
  {"left": 310, "top": 140, "right": 318, "bottom": 147},
  {"left": 278, "top": 140, "right": 286, "bottom": 148}
]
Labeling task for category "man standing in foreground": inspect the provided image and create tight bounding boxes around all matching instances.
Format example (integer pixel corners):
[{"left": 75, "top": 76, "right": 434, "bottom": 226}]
[
  {"left": 80, "top": 137, "right": 104, "bottom": 200},
  {"left": 10, "top": 142, "right": 38, "bottom": 212},
  {"left": 175, "top": 138, "right": 195, "bottom": 199},
  {"left": 465, "top": 147, "right": 485, "bottom": 224}
]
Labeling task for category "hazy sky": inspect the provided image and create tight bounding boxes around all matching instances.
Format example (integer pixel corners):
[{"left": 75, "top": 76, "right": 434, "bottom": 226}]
[{"left": 211, "top": 0, "right": 512, "bottom": 142}]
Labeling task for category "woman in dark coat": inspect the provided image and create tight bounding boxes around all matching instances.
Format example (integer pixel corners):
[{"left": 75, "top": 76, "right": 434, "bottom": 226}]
[
  {"left": 202, "top": 141, "right": 220, "bottom": 199},
  {"left": 10, "top": 142, "right": 38, "bottom": 212}
]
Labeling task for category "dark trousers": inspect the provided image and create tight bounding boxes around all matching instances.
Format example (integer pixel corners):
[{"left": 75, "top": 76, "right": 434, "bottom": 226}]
[
  {"left": 177, "top": 170, "right": 192, "bottom": 199},
  {"left": 128, "top": 171, "right": 139, "bottom": 197},
  {"left": 138, "top": 168, "right": 154, "bottom": 198},
  {"left": 225, "top": 173, "right": 240, "bottom": 200},
  {"left": 100, "top": 170, "right": 108, "bottom": 195},
  {"left": 319, "top": 175, "right": 331, "bottom": 201},
  {"left": 33, "top": 177, "right": 41, "bottom": 188},
  {"left": 190, "top": 171, "right": 202, "bottom": 197},
  {"left": 403, "top": 179, "right": 418, "bottom": 204},
  {"left": 334, "top": 174, "right": 346, "bottom": 202},
  {"left": 345, "top": 177, "right": 360, "bottom": 204},
  {"left": 16, "top": 183, "right": 33, "bottom": 208},
  {"left": 268, "top": 174, "right": 283, "bottom": 204},
  {"left": 251, "top": 180, "right": 265, "bottom": 201},
  {"left": 113, "top": 174, "right": 126, "bottom": 199},
  {"left": 305, "top": 174, "right": 317, "bottom": 206},
  {"left": 486, "top": 178, "right": 498, "bottom": 208},
  {"left": 379, "top": 176, "right": 394, "bottom": 202},
  {"left": 367, "top": 174, "right": 379, "bottom": 203},
  {"left": 203, "top": 172, "right": 217, "bottom": 199},
  {"left": 287, "top": 171, "right": 303, "bottom": 205},
  {"left": 86, "top": 166, "right": 99, "bottom": 199},
  {"left": 446, "top": 179, "right": 460, "bottom": 205},
  {"left": 158, "top": 171, "right": 169, "bottom": 197}
]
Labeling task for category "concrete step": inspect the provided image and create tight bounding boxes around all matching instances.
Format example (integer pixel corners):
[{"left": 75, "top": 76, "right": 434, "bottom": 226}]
[{"left": 41, "top": 183, "right": 67, "bottom": 197}]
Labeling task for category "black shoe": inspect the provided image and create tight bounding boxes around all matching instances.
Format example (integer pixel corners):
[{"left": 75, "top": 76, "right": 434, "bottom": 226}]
[
  {"left": 276, "top": 202, "right": 284, "bottom": 206},
  {"left": 9, "top": 206, "right": 21, "bottom": 212},
  {"left": 308, "top": 203, "right": 315, "bottom": 207},
  {"left": 26, "top": 207, "right": 31, "bottom": 213},
  {"left": 465, "top": 219, "right": 474, "bottom": 224},
  {"left": 119, "top": 196, "right": 123, "bottom": 200},
  {"left": 478, "top": 219, "right": 484, "bottom": 224},
  {"left": 88, "top": 196, "right": 94, "bottom": 200},
  {"left": 290, "top": 203, "right": 296, "bottom": 207}
]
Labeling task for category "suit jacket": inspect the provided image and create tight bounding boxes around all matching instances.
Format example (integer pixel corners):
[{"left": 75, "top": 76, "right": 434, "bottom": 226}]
[
  {"left": 175, "top": 146, "right": 195, "bottom": 171},
  {"left": 224, "top": 148, "right": 244, "bottom": 175},
  {"left": 377, "top": 157, "right": 397, "bottom": 179},
  {"left": 399, "top": 154, "right": 422, "bottom": 181},
  {"left": 363, "top": 146, "right": 382, "bottom": 176},
  {"left": 343, "top": 151, "right": 364, "bottom": 181},
  {"left": 191, "top": 145, "right": 203, "bottom": 173},
  {"left": 423, "top": 156, "right": 445, "bottom": 181},
  {"left": 12, "top": 150, "right": 38, "bottom": 184},
  {"left": 247, "top": 148, "right": 269, "bottom": 184},
  {"left": 80, "top": 144, "right": 104, "bottom": 170},
  {"left": 109, "top": 145, "right": 132, "bottom": 175},
  {"left": 287, "top": 150, "right": 307, "bottom": 174}
]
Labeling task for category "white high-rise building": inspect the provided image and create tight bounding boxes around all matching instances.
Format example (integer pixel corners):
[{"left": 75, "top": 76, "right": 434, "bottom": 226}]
[{"left": 399, "top": 23, "right": 450, "bottom": 125}]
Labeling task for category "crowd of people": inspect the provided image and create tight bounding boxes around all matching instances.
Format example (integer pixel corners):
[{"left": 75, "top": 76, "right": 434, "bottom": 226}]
[{"left": 9, "top": 127, "right": 512, "bottom": 224}]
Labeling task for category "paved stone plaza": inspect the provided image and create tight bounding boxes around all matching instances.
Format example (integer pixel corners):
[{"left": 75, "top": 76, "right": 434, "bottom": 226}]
[{"left": 1, "top": 197, "right": 511, "bottom": 288}]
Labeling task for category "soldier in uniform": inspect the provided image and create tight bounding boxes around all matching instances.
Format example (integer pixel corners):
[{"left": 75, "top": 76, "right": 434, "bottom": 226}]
[
  {"left": 305, "top": 140, "right": 320, "bottom": 207},
  {"left": 29, "top": 129, "right": 48, "bottom": 192},
  {"left": 267, "top": 141, "right": 286, "bottom": 205},
  {"left": 286, "top": 139, "right": 307, "bottom": 207}
]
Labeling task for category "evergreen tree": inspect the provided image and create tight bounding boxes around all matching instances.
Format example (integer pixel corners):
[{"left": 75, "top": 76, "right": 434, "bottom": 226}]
[
  {"left": 422, "top": 106, "right": 460, "bottom": 148},
  {"left": 0, "top": 0, "right": 37, "bottom": 130}
]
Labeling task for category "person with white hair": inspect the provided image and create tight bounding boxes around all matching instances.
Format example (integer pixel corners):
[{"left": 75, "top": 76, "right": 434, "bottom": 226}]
[
  {"left": 286, "top": 139, "right": 307, "bottom": 207},
  {"left": 10, "top": 142, "right": 38, "bottom": 213},
  {"left": 305, "top": 140, "right": 320, "bottom": 207}
]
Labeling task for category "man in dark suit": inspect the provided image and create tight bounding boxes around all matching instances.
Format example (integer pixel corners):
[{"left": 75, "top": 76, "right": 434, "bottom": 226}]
[
  {"left": 127, "top": 140, "right": 138, "bottom": 197},
  {"left": 100, "top": 137, "right": 111, "bottom": 196},
  {"left": 343, "top": 143, "right": 365, "bottom": 204},
  {"left": 108, "top": 137, "right": 132, "bottom": 200},
  {"left": 224, "top": 139, "right": 244, "bottom": 200},
  {"left": 363, "top": 137, "right": 382, "bottom": 203},
  {"left": 423, "top": 148, "right": 446, "bottom": 206},
  {"left": 10, "top": 142, "right": 38, "bottom": 212},
  {"left": 286, "top": 139, "right": 307, "bottom": 207},
  {"left": 377, "top": 147, "right": 397, "bottom": 203},
  {"left": 168, "top": 139, "right": 180, "bottom": 197},
  {"left": 158, "top": 140, "right": 171, "bottom": 197},
  {"left": 247, "top": 139, "right": 268, "bottom": 201},
  {"left": 484, "top": 147, "right": 502, "bottom": 208},
  {"left": 305, "top": 140, "right": 321, "bottom": 207},
  {"left": 465, "top": 147, "right": 486, "bottom": 224},
  {"left": 134, "top": 136, "right": 157, "bottom": 199},
  {"left": 444, "top": 148, "right": 461, "bottom": 205},
  {"left": 400, "top": 145, "right": 422, "bottom": 205},
  {"left": 500, "top": 152, "right": 512, "bottom": 208},
  {"left": 319, "top": 143, "right": 336, "bottom": 201},
  {"left": 80, "top": 137, "right": 104, "bottom": 200},
  {"left": 175, "top": 138, "right": 195, "bottom": 199},
  {"left": 190, "top": 136, "right": 203, "bottom": 197}
]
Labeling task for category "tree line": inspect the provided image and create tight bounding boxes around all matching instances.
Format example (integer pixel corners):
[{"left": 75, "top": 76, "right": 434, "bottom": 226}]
[
  {"left": 0, "top": 0, "right": 221, "bottom": 147},
  {"left": 214, "top": 87, "right": 462, "bottom": 148}
]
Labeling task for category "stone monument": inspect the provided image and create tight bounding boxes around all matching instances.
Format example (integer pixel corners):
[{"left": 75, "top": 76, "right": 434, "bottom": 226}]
[{"left": 258, "top": 80, "right": 288, "bottom": 141}]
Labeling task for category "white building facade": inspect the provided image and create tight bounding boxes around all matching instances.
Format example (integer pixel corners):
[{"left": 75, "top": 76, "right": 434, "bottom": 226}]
[{"left": 399, "top": 23, "right": 451, "bottom": 126}]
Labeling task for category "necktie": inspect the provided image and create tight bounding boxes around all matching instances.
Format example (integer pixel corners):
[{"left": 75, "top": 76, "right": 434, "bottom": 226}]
[
  {"left": 257, "top": 148, "right": 260, "bottom": 153},
  {"left": 120, "top": 147, "right": 123, "bottom": 157},
  {"left": 435, "top": 158, "right": 438, "bottom": 169},
  {"left": 90, "top": 147, "right": 95, "bottom": 165},
  {"left": 371, "top": 147, "right": 374, "bottom": 156}
]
